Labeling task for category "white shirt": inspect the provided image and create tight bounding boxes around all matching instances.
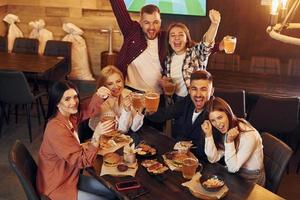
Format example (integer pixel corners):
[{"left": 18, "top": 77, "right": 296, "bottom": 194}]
[
  {"left": 170, "top": 53, "right": 188, "bottom": 97},
  {"left": 126, "top": 38, "right": 162, "bottom": 93},
  {"left": 192, "top": 109, "right": 202, "bottom": 124},
  {"left": 204, "top": 121, "right": 264, "bottom": 172}
]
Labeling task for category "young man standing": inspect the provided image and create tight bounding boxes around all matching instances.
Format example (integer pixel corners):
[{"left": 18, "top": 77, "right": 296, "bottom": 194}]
[
  {"left": 109, "top": 0, "right": 166, "bottom": 94},
  {"left": 147, "top": 70, "right": 214, "bottom": 161}
]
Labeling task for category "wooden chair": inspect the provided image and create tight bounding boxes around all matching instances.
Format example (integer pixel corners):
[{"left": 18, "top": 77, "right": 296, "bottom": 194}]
[
  {"left": 214, "top": 88, "right": 246, "bottom": 118},
  {"left": 8, "top": 140, "right": 50, "bottom": 200},
  {"left": 261, "top": 132, "right": 293, "bottom": 193},
  {"left": 12, "top": 38, "right": 39, "bottom": 54},
  {"left": 250, "top": 56, "right": 280, "bottom": 75},
  {"left": 0, "top": 70, "right": 46, "bottom": 142},
  {"left": 208, "top": 53, "right": 240, "bottom": 71},
  {"left": 288, "top": 58, "right": 300, "bottom": 77}
]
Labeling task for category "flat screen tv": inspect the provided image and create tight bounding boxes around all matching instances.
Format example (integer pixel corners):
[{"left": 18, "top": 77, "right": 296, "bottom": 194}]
[{"left": 124, "top": 0, "right": 206, "bottom": 16}]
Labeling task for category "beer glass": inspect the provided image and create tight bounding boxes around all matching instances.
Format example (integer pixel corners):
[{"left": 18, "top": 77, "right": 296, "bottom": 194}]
[
  {"left": 163, "top": 78, "right": 176, "bottom": 96},
  {"left": 145, "top": 91, "right": 160, "bottom": 112},
  {"left": 132, "top": 92, "right": 144, "bottom": 111},
  {"left": 99, "top": 111, "right": 117, "bottom": 134},
  {"left": 224, "top": 36, "right": 237, "bottom": 54},
  {"left": 182, "top": 157, "right": 199, "bottom": 179}
]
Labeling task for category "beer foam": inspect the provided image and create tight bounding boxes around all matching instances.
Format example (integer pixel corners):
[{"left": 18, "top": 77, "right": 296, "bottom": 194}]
[{"left": 145, "top": 93, "right": 159, "bottom": 99}]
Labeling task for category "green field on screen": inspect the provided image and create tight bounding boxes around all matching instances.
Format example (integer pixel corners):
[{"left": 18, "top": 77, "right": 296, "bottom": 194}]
[{"left": 124, "top": 0, "right": 206, "bottom": 16}]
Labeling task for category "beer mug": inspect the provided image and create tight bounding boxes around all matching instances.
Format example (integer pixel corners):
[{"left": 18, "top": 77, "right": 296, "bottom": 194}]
[
  {"left": 163, "top": 78, "right": 176, "bottom": 96},
  {"left": 223, "top": 36, "right": 237, "bottom": 54},
  {"left": 131, "top": 92, "right": 144, "bottom": 111},
  {"left": 145, "top": 91, "right": 160, "bottom": 112}
]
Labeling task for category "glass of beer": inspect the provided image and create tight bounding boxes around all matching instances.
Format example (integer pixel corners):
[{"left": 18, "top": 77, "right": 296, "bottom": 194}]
[
  {"left": 224, "top": 35, "right": 237, "bottom": 54},
  {"left": 145, "top": 91, "right": 160, "bottom": 112},
  {"left": 182, "top": 157, "right": 199, "bottom": 179},
  {"left": 163, "top": 78, "right": 176, "bottom": 96},
  {"left": 132, "top": 92, "right": 144, "bottom": 111},
  {"left": 99, "top": 111, "right": 117, "bottom": 134}
]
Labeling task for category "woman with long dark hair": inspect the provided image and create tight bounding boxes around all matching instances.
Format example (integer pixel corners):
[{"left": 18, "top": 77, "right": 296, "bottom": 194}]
[
  {"left": 36, "top": 81, "right": 116, "bottom": 200},
  {"left": 201, "top": 97, "right": 265, "bottom": 186}
]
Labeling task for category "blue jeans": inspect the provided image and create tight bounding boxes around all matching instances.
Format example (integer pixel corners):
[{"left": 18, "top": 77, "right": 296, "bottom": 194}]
[{"left": 77, "top": 175, "right": 117, "bottom": 200}]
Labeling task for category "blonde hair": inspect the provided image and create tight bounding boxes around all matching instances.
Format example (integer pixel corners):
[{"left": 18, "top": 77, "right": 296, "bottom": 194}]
[{"left": 97, "top": 65, "right": 124, "bottom": 88}]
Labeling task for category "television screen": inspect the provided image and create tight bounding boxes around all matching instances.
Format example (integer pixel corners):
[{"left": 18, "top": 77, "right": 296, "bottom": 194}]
[{"left": 124, "top": 0, "right": 206, "bottom": 16}]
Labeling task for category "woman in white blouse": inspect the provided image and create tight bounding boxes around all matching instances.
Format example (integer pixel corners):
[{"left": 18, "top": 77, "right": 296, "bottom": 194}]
[
  {"left": 201, "top": 97, "right": 265, "bottom": 186},
  {"left": 88, "top": 65, "right": 144, "bottom": 133}
]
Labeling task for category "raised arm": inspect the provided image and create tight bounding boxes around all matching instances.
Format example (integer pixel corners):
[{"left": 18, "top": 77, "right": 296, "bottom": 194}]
[
  {"left": 203, "top": 9, "right": 221, "bottom": 45},
  {"left": 109, "top": 0, "right": 136, "bottom": 36}
]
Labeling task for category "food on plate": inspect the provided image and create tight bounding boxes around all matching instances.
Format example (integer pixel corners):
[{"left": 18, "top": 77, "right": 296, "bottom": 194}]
[
  {"left": 141, "top": 159, "right": 159, "bottom": 168},
  {"left": 103, "top": 152, "right": 121, "bottom": 167},
  {"left": 174, "top": 141, "right": 193, "bottom": 152},
  {"left": 200, "top": 175, "right": 225, "bottom": 192},
  {"left": 113, "top": 134, "right": 131, "bottom": 143},
  {"left": 103, "top": 130, "right": 120, "bottom": 137},
  {"left": 117, "top": 163, "right": 129, "bottom": 172},
  {"left": 100, "top": 138, "right": 117, "bottom": 150},
  {"left": 136, "top": 143, "right": 157, "bottom": 156},
  {"left": 202, "top": 178, "right": 224, "bottom": 188},
  {"left": 146, "top": 162, "right": 168, "bottom": 174}
]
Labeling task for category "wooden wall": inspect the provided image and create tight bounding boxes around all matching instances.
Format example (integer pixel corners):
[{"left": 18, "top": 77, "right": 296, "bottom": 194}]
[{"left": 0, "top": 0, "right": 299, "bottom": 75}]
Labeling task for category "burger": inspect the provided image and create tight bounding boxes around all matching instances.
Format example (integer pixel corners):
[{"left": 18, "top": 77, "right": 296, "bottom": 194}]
[
  {"left": 170, "top": 152, "right": 190, "bottom": 168},
  {"left": 103, "top": 152, "right": 121, "bottom": 167},
  {"left": 147, "top": 163, "right": 168, "bottom": 174}
]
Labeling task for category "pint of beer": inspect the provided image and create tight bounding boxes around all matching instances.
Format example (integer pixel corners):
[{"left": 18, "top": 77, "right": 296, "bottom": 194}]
[
  {"left": 163, "top": 79, "right": 176, "bottom": 96},
  {"left": 132, "top": 92, "right": 144, "bottom": 111},
  {"left": 145, "top": 92, "right": 160, "bottom": 112},
  {"left": 224, "top": 36, "right": 237, "bottom": 54}
]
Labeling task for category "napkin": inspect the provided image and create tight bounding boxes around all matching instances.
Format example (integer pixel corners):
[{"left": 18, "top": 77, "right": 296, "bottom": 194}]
[
  {"left": 100, "top": 162, "right": 138, "bottom": 177},
  {"left": 182, "top": 172, "right": 229, "bottom": 199}
]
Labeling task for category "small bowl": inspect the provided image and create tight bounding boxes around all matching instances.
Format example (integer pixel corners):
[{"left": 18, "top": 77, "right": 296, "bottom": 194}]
[{"left": 200, "top": 174, "right": 225, "bottom": 192}]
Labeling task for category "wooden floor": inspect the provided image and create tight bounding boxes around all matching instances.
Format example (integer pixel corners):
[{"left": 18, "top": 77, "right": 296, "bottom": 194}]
[{"left": 0, "top": 102, "right": 300, "bottom": 200}]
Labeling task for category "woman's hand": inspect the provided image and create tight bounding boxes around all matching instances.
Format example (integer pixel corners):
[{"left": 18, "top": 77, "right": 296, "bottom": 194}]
[
  {"left": 96, "top": 86, "right": 111, "bottom": 100},
  {"left": 159, "top": 76, "right": 168, "bottom": 88},
  {"left": 91, "top": 120, "right": 115, "bottom": 147},
  {"left": 209, "top": 9, "right": 221, "bottom": 25},
  {"left": 201, "top": 120, "right": 213, "bottom": 137},
  {"left": 226, "top": 127, "right": 239, "bottom": 143}
]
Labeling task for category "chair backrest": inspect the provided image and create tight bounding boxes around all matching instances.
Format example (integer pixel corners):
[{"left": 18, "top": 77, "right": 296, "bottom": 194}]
[
  {"left": 208, "top": 53, "right": 240, "bottom": 71},
  {"left": 250, "top": 56, "right": 280, "bottom": 75},
  {"left": 12, "top": 38, "right": 39, "bottom": 54},
  {"left": 261, "top": 132, "right": 293, "bottom": 193},
  {"left": 288, "top": 58, "right": 300, "bottom": 77},
  {"left": 0, "top": 36, "right": 8, "bottom": 52},
  {"left": 214, "top": 88, "right": 246, "bottom": 118},
  {"left": 43, "top": 40, "right": 72, "bottom": 80},
  {"left": 0, "top": 70, "right": 34, "bottom": 104},
  {"left": 248, "top": 95, "right": 300, "bottom": 134},
  {"left": 8, "top": 140, "right": 40, "bottom": 200}
]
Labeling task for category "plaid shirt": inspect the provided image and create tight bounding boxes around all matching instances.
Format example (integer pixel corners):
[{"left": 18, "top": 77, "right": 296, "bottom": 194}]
[
  {"left": 110, "top": 0, "right": 167, "bottom": 76},
  {"left": 164, "top": 42, "right": 213, "bottom": 88}
]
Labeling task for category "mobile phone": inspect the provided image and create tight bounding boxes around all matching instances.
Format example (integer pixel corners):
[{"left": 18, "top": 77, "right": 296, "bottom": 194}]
[{"left": 115, "top": 180, "right": 141, "bottom": 191}]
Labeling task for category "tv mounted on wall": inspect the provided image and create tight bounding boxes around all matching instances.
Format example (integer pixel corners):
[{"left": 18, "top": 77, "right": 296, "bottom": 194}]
[{"left": 125, "top": 0, "right": 206, "bottom": 17}]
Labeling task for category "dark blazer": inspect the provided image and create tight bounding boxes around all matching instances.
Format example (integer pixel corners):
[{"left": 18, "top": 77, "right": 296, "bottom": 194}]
[
  {"left": 147, "top": 96, "right": 208, "bottom": 161},
  {"left": 109, "top": 0, "right": 167, "bottom": 76}
]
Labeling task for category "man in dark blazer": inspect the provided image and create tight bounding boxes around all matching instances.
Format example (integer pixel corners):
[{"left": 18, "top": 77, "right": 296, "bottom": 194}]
[
  {"left": 109, "top": 0, "right": 167, "bottom": 94},
  {"left": 147, "top": 70, "right": 214, "bottom": 161}
]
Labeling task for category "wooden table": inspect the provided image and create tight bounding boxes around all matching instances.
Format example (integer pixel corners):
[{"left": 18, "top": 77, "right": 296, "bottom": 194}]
[
  {"left": 210, "top": 70, "right": 300, "bottom": 98},
  {"left": 87, "top": 126, "right": 284, "bottom": 200},
  {"left": 0, "top": 52, "right": 64, "bottom": 73}
]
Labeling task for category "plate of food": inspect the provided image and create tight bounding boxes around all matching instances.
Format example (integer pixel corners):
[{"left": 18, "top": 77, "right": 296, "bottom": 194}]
[
  {"left": 136, "top": 142, "right": 157, "bottom": 157},
  {"left": 141, "top": 159, "right": 168, "bottom": 175},
  {"left": 200, "top": 175, "right": 225, "bottom": 192}
]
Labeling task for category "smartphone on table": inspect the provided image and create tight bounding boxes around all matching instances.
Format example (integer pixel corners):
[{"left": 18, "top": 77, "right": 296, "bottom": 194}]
[{"left": 115, "top": 179, "right": 141, "bottom": 191}]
